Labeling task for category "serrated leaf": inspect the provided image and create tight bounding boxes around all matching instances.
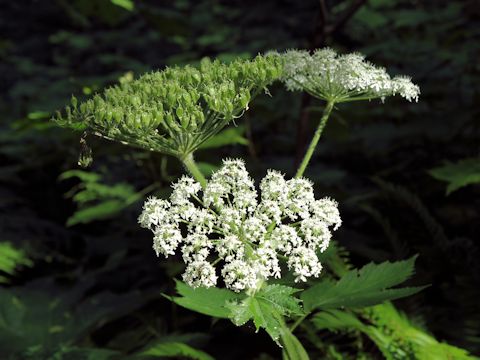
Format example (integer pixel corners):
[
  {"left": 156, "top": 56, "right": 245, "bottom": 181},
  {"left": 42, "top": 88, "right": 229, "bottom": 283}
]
[
  {"left": 170, "top": 280, "right": 243, "bottom": 318},
  {"left": 228, "top": 296, "right": 284, "bottom": 341},
  {"left": 227, "top": 297, "right": 252, "bottom": 326},
  {"left": 429, "top": 158, "right": 480, "bottom": 194},
  {"left": 302, "top": 256, "right": 427, "bottom": 312},
  {"left": 138, "top": 341, "right": 214, "bottom": 360},
  {"left": 227, "top": 285, "right": 304, "bottom": 342},
  {"left": 257, "top": 285, "right": 304, "bottom": 317}
]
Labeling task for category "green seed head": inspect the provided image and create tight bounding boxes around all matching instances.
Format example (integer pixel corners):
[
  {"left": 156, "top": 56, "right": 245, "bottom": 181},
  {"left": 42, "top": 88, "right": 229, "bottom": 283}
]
[{"left": 53, "top": 53, "right": 283, "bottom": 158}]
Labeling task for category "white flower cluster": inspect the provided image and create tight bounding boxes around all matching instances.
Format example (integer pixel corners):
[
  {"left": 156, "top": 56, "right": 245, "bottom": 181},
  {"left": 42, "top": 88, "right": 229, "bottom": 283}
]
[
  {"left": 282, "top": 48, "right": 420, "bottom": 103},
  {"left": 138, "top": 159, "right": 341, "bottom": 292}
]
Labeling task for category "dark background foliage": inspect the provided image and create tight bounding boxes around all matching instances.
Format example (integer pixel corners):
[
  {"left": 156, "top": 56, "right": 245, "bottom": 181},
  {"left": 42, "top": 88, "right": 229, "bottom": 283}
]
[{"left": 1, "top": 0, "right": 479, "bottom": 359}]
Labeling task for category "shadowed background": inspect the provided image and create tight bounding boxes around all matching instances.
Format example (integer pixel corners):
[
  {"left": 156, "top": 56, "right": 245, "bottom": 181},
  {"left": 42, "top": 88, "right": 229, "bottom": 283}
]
[{"left": 1, "top": 0, "right": 479, "bottom": 358}]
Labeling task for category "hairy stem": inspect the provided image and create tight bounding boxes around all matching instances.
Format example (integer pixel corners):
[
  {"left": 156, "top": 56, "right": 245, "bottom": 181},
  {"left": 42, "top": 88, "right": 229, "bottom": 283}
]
[
  {"left": 295, "top": 101, "right": 334, "bottom": 178},
  {"left": 182, "top": 153, "right": 207, "bottom": 188}
]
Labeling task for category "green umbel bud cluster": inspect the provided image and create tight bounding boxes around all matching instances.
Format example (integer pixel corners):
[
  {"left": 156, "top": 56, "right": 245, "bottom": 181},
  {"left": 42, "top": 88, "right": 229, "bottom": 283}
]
[{"left": 54, "top": 54, "right": 283, "bottom": 158}]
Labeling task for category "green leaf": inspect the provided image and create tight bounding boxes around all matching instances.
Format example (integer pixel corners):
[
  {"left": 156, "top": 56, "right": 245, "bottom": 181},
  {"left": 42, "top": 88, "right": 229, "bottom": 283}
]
[
  {"left": 110, "top": 0, "right": 135, "bottom": 11},
  {"left": 227, "top": 285, "right": 304, "bottom": 342},
  {"left": 58, "top": 169, "right": 102, "bottom": 183},
  {"left": 170, "top": 280, "right": 242, "bottom": 318},
  {"left": 56, "top": 347, "right": 120, "bottom": 360},
  {"left": 198, "top": 125, "right": 248, "bottom": 149},
  {"left": 60, "top": 170, "right": 141, "bottom": 225},
  {"left": 0, "top": 242, "right": 32, "bottom": 279},
  {"left": 228, "top": 296, "right": 284, "bottom": 341},
  {"left": 66, "top": 200, "right": 126, "bottom": 226},
  {"left": 196, "top": 162, "right": 220, "bottom": 177},
  {"left": 139, "top": 342, "right": 214, "bottom": 360},
  {"left": 312, "top": 310, "right": 365, "bottom": 332},
  {"left": 279, "top": 325, "right": 310, "bottom": 360},
  {"left": 311, "top": 303, "right": 477, "bottom": 360},
  {"left": 257, "top": 285, "right": 304, "bottom": 317},
  {"left": 301, "top": 256, "right": 427, "bottom": 312},
  {"left": 429, "top": 158, "right": 480, "bottom": 194},
  {"left": 416, "top": 342, "right": 474, "bottom": 360},
  {"left": 0, "top": 283, "right": 147, "bottom": 356}
]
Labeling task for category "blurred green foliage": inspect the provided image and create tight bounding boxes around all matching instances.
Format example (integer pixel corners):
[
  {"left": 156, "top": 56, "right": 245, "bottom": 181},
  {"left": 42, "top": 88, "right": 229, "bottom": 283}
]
[
  {"left": 429, "top": 158, "right": 480, "bottom": 195},
  {"left": 1, "top": 0, "right": 479, "bottom": 358}
]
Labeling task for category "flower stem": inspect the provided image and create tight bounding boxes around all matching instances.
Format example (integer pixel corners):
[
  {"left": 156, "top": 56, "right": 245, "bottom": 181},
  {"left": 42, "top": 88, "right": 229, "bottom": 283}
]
[
  {"left": 182, "top": 153, "right": 207, "bottom": 188},
  {"left": 295, "top": 101, "right": 334, "bottom": 178}
]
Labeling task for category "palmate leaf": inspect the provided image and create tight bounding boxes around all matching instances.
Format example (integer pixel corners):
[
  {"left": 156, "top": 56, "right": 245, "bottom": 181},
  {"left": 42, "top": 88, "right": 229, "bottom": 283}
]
[
  {"left": 301, "top": 256, "right": 427, "bottom": 312},
  {"left": 227, "top": 285, "right": 304, "bottom": 342},
  {"left": 169, "top": 280, "right": 243, "bottom": 318}
]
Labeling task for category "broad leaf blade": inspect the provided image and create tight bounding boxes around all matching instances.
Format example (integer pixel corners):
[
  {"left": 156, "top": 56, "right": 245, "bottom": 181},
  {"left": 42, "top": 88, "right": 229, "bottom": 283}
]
[
  {"left": 170, "top": 280, "right": 242, "bottom": 318},
  {"left": 227, "top": 285, "right": 304, "bottom": 342},
  {"left": 312, "top": 310, "right": 365, "bottom": 331},
  {"left": 257, "top": 285, "right": 304, "bottom": 317},
  {"left": 302, "top": 256, "right": 426, "bottom": 312}
]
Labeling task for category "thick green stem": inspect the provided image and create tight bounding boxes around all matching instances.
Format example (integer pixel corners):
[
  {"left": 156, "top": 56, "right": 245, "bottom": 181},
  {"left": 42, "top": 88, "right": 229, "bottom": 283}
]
[
  {"left": 295, "top": 101, "right": 334, "bottom": 178},
  {"left": 182, "top": 153, "right": 207, "bottom": 188}
]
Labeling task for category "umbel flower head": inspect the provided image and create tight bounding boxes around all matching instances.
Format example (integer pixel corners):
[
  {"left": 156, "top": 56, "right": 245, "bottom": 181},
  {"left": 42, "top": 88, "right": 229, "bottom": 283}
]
[
  {"left": 138, "top": 159, "right": 341, "bottom": 292},
  {"left": 53, "top": 54, "right": 282, "bottom": 158},
  {"left": 281, "top": 48, "right": 420, "bottom": 103}
]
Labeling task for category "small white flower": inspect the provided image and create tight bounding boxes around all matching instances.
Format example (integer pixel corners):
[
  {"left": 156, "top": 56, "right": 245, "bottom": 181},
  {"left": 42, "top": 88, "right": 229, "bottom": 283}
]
[
  {"left": 242, "top": 216, "right": 267, "bottom": 244},
  {"left": 222, "top": 259, "right": 258, "bottom": 292},
  {"left": 216, "top": 235, "right": 244, "bottom": 262},
  {"left": 139, "top": 158, "right": 341, "bottom": 291},
  {"left": 171, "top": 175, "right": 201, "bottom": 205},
  {"left": 285, "top": 178, "right": 315, "bottom": 220},
  {"left": 300, "top": 217, "right": 331, "bottom": 252},
  {"left": 271, "top": 224, "right": 301, "bottom": 255},
  {"left": 182, "top": 234, "right": 212, "bottom": 263},
  {"left": 287, "top": 246, "right": 323, "bottom": 282},
  {"left": 312, "top": 197, "right": 342, "bottom": 230},
  {"left": 254, "top": 246, "right": 281, "bottom": 279},
  {"left": 138, "top": 197, "right": 171, "bottom": 229},
  {"left": 152, "top": 223, "right": 182, "bottom": 257},
  {"left": 281, "top": 48, "right": 420, "bottom": 103},
  {"left": 183, "top": 260, "right": 217, "bottom": 288}
]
